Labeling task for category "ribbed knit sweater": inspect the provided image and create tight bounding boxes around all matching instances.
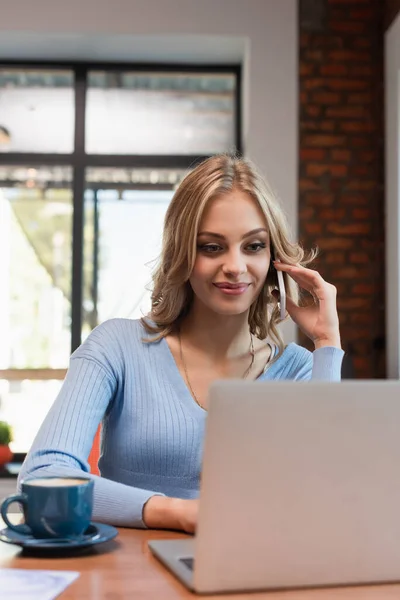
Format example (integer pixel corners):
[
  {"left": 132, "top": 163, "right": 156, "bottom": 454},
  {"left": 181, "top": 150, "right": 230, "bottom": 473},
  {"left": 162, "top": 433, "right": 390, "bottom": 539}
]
[{"left": 18, "top": 319, "right": 344, "bottom": 528}]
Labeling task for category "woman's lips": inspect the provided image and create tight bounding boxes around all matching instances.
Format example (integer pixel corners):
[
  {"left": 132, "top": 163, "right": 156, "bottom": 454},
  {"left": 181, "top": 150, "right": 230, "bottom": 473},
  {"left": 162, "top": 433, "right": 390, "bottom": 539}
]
[{"left": 212, "top": 283, "right": 250, "bottom": 295}]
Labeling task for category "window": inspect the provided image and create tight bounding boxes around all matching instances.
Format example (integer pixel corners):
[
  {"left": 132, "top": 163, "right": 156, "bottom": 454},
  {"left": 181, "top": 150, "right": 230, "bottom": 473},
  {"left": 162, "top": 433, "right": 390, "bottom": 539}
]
[
  {"left": 0, "top": 69, "right": 74, "bottom": 153},
  {"left": 83, "top": 167, "right": 187, "bottom": 337},
  {"left": 0, "top": 165, "right": 73, "bottom": 454},
  {"left": 86, "top": 71, "right": 237, "bottom": 155},
  {"left": 0, "top": 63, "right": 241, "bottom": 455},
  {"left": 0, "top": 166, "right": 73, "bottom": 369}
]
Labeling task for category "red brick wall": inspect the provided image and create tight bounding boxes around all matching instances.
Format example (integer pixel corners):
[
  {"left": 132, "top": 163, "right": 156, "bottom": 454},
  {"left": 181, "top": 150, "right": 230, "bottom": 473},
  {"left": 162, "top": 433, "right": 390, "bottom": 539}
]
[{"left": 299, "top": 0, "right": 385, "bottom": 378}]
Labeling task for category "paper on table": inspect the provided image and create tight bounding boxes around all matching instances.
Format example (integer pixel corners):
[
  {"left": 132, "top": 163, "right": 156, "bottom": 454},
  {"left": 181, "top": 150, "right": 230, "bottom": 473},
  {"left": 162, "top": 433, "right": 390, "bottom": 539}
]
[{"left": 0, "top": 568, "right": 79, "bottom": 599}]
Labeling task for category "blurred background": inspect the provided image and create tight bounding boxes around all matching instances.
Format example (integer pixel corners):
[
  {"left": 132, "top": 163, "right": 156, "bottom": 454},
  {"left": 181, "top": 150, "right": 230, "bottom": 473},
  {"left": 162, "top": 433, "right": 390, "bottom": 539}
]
[{"left": 0, "top": 0, "right": 398, "bottom": 458}]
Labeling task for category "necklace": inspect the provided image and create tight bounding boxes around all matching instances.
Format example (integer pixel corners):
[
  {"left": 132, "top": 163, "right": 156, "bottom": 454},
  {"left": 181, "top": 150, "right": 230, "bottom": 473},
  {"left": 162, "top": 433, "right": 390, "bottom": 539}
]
[{"left": 178, "top": 331, "right": 255, "bottom": 410}]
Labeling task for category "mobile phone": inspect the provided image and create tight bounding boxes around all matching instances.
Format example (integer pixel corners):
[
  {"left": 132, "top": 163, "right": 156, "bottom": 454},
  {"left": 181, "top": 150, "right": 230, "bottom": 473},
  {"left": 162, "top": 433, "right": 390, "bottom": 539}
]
[
  {"left": 276, "top": 266, "right": 286, "bottom": 321},
  {"left": 271, "top": 250, "right": 286, "bottom": 321}
]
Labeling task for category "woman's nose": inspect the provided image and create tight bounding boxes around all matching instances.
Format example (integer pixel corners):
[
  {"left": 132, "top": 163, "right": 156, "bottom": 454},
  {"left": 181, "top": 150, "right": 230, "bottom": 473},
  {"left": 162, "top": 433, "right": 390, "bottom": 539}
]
[{"left": 222, "top": 251, "right": 247, "bottom": 277}]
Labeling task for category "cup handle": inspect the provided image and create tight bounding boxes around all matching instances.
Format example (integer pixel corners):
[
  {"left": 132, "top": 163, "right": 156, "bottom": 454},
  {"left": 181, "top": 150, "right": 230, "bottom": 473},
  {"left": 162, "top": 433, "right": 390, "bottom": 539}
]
[{"left": 0, "top": 494, "right": 32, "bottom": 535}]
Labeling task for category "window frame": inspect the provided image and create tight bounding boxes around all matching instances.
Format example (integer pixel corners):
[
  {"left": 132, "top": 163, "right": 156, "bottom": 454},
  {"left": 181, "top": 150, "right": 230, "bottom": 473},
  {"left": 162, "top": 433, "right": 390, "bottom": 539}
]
[{"left": 0, "top": 60, "right": 242, "bottom": 352}]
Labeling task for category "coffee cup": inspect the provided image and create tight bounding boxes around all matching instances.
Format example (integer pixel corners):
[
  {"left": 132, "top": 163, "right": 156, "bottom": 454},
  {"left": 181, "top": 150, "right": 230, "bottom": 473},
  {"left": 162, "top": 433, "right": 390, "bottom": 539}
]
[{"left": 0, "top": 476, "right": 94, "bottom": 539}]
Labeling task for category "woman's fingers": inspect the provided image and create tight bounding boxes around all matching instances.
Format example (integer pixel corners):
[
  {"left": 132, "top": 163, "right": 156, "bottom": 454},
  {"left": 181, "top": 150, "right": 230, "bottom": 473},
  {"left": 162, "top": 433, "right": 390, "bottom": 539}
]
[
  {"left": 273, "top": 262, "right": 336, "bottom": 302},
  {"left": 283, "top": 293, "right": 303, "bottom": 320}
]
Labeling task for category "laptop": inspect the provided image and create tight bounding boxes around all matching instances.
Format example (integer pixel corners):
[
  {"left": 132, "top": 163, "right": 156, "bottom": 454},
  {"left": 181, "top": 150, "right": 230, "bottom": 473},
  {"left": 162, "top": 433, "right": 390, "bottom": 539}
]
[{"left": 148, "top": 380, "right": 400, "bottom": 594}]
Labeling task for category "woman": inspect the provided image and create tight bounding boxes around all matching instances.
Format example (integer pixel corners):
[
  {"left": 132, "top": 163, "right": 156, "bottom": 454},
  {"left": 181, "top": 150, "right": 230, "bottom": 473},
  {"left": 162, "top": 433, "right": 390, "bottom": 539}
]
[{"left": 18, "top": 155, "right": 343, "bottom": 533}]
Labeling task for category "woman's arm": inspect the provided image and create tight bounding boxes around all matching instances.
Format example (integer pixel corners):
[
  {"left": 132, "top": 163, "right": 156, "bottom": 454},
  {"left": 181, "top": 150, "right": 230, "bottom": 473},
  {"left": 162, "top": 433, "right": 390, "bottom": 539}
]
[
  {"left": 291, "top": 345, "right": 344, "bottom": 381},
  {"left": 17, "top": 354, "right": 168, "bottom": 528}
]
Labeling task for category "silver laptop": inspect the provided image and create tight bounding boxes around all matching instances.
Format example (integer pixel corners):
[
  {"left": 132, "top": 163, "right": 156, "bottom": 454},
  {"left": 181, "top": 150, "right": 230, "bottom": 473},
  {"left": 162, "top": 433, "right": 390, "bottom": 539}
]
[{"left": 149, "top": 380, "right": 400, "bottom": 594}]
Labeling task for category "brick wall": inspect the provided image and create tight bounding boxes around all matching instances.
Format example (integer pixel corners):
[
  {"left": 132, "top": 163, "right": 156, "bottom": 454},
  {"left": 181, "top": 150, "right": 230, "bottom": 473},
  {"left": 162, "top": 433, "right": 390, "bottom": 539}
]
[{"left": 299, "top": 0, "right": 385, "bottom": 378}]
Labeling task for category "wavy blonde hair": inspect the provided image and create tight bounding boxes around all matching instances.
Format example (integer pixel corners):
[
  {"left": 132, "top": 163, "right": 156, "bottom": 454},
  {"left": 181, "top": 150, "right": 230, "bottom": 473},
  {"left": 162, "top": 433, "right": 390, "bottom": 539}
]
[{"left": 141, "top": 154, "right": 315, "bottom": 354}]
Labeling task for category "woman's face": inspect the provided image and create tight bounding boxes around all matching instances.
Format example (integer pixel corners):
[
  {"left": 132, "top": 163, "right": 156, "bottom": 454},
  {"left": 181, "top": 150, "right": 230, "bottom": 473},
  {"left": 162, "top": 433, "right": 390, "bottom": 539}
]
[{"left": 189, "top": 189, "right": 271, "bottom": 316}]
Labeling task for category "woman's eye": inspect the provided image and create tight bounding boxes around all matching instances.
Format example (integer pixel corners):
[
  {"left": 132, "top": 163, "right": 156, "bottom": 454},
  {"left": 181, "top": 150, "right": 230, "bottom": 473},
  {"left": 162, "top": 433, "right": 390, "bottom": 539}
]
[
  {"left": 246, "top": 242, "right": 266, "bottom": 253},
  {"left": 199, "top": 244, "right": 222, "bottom": 254}
]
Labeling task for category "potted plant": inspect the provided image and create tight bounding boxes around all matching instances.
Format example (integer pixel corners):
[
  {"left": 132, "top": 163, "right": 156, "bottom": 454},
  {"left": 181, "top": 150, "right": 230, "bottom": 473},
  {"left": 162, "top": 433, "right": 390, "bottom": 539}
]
[{"left": 0, "top": 421, "right": 13, "bottom": 469}]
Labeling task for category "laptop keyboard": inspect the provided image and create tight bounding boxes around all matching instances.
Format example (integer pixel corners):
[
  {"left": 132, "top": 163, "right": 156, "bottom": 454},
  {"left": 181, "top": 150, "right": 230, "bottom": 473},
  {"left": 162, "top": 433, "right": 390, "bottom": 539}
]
[{"left": 179, "top": 557, "right": 195, "bottom": 570}]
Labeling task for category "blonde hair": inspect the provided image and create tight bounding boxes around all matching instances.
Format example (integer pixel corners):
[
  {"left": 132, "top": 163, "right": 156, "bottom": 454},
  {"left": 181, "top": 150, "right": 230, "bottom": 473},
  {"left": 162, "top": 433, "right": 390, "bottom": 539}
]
[{"left": 141, "top": 154, "right": 315, "bottom": 354}]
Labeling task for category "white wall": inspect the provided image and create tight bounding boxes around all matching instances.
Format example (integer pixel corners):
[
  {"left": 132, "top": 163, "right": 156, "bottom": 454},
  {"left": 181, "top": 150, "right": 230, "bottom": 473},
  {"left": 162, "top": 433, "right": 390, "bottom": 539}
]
[
  {"left": 0, "top": 0, "right": 298, "bottom": 341},
  {"left": 386, "top": 15, "right": 400, "bottom": 377}
]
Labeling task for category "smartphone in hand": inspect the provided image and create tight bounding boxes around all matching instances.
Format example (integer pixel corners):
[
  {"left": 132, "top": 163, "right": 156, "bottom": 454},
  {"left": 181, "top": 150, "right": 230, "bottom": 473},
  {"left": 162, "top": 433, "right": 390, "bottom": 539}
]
[
  {"left": 276, "top": 267, "right": 286, "bottom": 321},
  {"left": 271, "top": 250, "right": 286, "bottom": 321}
]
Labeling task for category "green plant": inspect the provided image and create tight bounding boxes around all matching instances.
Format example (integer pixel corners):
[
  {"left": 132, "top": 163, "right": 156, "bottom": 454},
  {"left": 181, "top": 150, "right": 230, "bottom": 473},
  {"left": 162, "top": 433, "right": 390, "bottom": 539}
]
[{"left": 0, "top": 421, "right": 12, "bottom": 445}]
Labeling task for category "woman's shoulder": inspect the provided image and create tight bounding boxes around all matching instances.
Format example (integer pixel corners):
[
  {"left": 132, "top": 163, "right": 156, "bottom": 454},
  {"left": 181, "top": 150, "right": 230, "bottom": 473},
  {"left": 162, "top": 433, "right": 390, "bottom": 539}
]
[
  {"left": 88, "top": 317, "right": 145, "bottom": 339},
  {"left": 261, "top": 342, "right": 313, "bottom": 381},
  {"left": 271, "top": 342, "right": 312, "bottom": 371},
  {"left": 72, "top": 318, "right": 147, "bottom": 361},
  {"left": 69, "top": 318, "right": 153, "bottom": 380},
  {"left": 281, "top": 342, "right": 312, "bottom": 361}
]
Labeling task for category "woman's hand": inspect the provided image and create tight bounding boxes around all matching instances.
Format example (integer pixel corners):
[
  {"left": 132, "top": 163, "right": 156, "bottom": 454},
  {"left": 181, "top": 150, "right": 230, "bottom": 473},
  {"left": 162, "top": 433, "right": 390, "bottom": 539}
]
[
  {"left": 143, "top": 496, "right": 199, "bottom": 533},
  {"left": 273, "top": 262, "right": 341, "bottom": 350},
  {"left": 172, "top": 498, "right": 199, "bottom": 534}
]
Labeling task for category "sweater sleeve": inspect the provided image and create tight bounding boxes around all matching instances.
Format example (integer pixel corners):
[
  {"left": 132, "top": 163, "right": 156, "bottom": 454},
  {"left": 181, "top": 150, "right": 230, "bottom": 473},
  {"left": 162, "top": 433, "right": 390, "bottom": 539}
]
[
  {"left": 293, "top": 346, "right": 344, "bottom": 381},
  {"left": 17, "top": 326, "right": 164, "bottom": 529}
]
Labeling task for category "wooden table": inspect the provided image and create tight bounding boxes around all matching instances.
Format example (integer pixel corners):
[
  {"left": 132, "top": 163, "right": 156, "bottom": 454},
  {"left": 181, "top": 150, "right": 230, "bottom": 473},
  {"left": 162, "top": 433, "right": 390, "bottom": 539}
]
[{"left": 2, "top": 517, "right": 400, "bottom": 599}]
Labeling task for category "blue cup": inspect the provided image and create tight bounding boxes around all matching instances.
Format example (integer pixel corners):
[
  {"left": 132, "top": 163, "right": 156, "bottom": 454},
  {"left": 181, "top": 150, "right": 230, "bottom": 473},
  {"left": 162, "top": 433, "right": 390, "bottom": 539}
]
[{"left": 0, "top": 477, "right": 94, "bottom": 539}]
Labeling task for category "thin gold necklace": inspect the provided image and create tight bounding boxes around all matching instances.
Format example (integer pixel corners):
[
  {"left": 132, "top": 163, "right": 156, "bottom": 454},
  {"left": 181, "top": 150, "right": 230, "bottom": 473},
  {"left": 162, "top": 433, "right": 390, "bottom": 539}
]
[{"left": 178, "top": 331, "right": 255, "bottom": 410}]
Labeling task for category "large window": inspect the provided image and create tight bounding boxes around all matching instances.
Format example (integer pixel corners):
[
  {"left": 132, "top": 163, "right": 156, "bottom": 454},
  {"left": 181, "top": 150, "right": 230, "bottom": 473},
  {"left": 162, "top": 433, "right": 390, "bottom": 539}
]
[
  {"left": 0, "top": 63, "right": 241, "bottom": 454},
  {"left": 0, "top": 69, "right": 75, "bottom": 154},
  {"left": 86, "top": 71, "right": 236, "bottom": 155}
]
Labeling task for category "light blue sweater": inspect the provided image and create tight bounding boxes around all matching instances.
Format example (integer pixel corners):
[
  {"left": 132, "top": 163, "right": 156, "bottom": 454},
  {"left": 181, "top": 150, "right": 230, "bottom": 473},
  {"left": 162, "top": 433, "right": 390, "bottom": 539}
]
[{"left": 18, "top": 318, "right": 344, "bottom": 528}]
